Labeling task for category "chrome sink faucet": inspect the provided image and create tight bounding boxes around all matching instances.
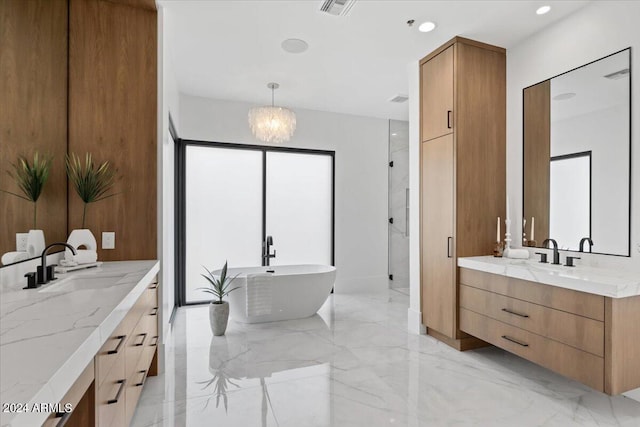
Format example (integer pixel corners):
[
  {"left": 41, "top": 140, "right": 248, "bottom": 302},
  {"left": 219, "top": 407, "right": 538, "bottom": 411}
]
[
  {"left": 262, "top": 235, "right": 276, "bottom": 266},
  {"left": 542, "top": 238, "right": 560, "bottom": 265}
]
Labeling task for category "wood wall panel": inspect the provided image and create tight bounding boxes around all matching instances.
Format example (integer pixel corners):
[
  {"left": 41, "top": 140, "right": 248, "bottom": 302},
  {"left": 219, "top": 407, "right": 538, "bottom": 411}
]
[
  {"left": 455, "top": 41, "right": 506, "bottom": 260},
  {"left": 523, "top": 80, "right": 550, "bottom": 246},
  {"left": 69, "top": 0, "right": 157, "bottom": 260},
  {"left": 0, "top": 0, "right": 68, "bottom": 258}
]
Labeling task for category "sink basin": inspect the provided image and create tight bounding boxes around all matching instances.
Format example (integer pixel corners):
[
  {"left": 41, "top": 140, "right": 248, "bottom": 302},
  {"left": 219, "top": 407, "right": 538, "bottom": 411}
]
[{"left": 39, "top": 276, "right": 121, "bottom": 293}]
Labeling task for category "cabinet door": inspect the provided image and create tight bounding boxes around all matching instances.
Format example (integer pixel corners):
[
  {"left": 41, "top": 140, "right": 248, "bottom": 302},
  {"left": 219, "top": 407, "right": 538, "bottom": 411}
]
[
  {"left": 421, "top": 134, "right": 455, "bottom": 338},
  {"left": 421, "top": 45, "right": 454, "bottom": 142}
]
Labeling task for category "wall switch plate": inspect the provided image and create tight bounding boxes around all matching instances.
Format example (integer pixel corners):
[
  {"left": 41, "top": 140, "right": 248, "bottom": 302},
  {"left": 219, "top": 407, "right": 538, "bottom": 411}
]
[
  {"left": 102, "top": 232, "right": 115, "bottom": 250},
  {"left": 16, "top": 233, "right": 29, "bottom": 251},
  {"left": 636, "top": 243, "right": 640, "bottom": 254}
]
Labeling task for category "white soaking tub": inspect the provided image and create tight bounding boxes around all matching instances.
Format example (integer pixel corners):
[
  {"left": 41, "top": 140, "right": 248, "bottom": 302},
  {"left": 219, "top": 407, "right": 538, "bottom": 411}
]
[{"left": 214, "top": 264, "right": 336, "bottom": 323}]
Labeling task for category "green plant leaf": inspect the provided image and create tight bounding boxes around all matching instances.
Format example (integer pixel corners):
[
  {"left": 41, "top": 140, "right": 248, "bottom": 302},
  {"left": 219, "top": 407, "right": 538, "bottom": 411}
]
[
  {"left": 200, "top": 262, "right": 241, "bottom": 303},
  {"left": 3, "top": 152, "right": 52, "bottom": 228}
]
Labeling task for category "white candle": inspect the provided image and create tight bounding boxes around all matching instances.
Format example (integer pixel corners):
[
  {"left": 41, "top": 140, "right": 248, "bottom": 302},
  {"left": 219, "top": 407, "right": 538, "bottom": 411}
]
[
  {"left": 497, "top": 217, "right": 500, "bottom": 242},
  {"left": 506, "top": 196, "right": 510, "bottom": 222},
  {"left": 531, "top": 217, "right": 535, "bottom": 241}
]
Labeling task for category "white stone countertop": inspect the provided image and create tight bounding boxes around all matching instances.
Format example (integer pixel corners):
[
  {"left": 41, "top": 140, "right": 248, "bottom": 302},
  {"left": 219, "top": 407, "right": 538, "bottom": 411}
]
[
  {"left": 0, "top": 260, "right": 159, "bottom": 427},
  {"left": 458, "top": 256, "right": 640, "bottom": 298}
]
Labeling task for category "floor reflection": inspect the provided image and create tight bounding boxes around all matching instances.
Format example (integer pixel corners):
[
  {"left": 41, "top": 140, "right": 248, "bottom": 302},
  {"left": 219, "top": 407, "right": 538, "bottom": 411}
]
[{"left": 132, "top": 290, "right": 640, "bottom": 427}]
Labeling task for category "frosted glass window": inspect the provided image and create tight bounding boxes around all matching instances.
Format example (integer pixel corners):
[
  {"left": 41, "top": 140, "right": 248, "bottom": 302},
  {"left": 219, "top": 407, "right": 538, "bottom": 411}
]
[
  {"left": 549, "top": 154, "right": 590, "bottom": 251},
  {"left": 185, "top": 146, "right": 263, "bottom": 302},
  {"left": 266, "top": 152, "right": 332, "bottom": 266}
]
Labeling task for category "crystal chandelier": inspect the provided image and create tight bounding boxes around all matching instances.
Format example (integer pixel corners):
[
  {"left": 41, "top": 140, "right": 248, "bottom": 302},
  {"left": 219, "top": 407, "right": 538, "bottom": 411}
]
[{"left": 248, "top": 83, "right": 296, "bottom": 143}]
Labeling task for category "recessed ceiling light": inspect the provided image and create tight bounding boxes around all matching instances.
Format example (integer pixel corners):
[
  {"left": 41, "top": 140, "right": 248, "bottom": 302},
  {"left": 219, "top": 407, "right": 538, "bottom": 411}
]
[
  {"left": 391, "top": 133, "right": 398, "bottom": 136},
  {"left": 536, "top": 5, "right": 551, "bottom": 15},
  {"left": 553, "top": 92, "right": 576, "bottom": 101},
  {"left": 418, "top": 21, "right": 436, "bottom": 33},
  {"left": 281, "top": 39, "right": 308, "bottom": 54}
]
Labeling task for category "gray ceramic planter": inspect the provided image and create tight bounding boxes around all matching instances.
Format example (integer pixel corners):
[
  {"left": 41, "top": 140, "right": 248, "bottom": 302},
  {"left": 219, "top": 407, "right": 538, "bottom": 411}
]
[{"left": 209, "top": 301, "right": 230, "bottom": 336}]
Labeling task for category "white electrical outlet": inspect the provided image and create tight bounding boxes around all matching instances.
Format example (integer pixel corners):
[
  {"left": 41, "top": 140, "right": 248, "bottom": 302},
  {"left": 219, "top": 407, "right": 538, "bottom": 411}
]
[
  {"left": 16, "top": 233, "right": 29, "bottom": 251},
  {"left": 102, "top": 232, "right": 116, "bottom": 250}
]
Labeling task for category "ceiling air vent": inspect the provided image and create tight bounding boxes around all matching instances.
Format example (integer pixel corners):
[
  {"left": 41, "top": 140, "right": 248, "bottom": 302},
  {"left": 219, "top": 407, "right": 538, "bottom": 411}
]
[
  {"left": 389, "top": 94, "right": 409, "bottom": 103},
  {"left": 320, "top": 0, "right": 357, "bottom": 16},
  {"left": 603, "top": 68, "right": 630, "bottom": 80}
]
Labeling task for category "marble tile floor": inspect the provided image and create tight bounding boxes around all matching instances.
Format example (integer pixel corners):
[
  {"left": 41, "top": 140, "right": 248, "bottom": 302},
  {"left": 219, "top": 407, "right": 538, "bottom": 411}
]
[{"left": 132, "top": 290, "right": 640, "bottom": 427}]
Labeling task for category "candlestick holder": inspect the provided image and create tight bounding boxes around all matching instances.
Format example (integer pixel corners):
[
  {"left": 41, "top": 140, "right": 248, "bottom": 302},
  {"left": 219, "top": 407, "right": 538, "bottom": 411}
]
[{"left": 504, "top": 219, "right": 512, "bottom": 257}]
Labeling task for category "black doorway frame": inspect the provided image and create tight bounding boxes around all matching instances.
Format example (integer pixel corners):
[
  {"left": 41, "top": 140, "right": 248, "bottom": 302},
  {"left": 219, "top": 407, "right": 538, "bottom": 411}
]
[{"left": 174, "top": 138, "right": 336, "bottom": 307}]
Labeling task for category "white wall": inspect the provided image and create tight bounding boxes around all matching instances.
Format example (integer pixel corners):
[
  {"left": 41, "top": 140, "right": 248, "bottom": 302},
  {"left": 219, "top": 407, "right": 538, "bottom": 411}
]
[
  {"left": 507, "top": 0, "right": 640, "bottom": 270},
  {"left": 407, "top": 61, "right": 424, "bottom": 334},
  {"left": 179, "top": 94, "right": 389, "bottom": 293},
  {"left": 158, "top": 7, "right": 180, "bottom": 351}
]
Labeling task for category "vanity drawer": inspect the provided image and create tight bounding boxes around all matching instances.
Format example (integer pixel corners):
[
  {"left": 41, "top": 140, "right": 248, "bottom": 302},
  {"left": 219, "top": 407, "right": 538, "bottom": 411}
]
[
  {"left": 142, "top": 307, "right": 159, "bottom": 369},
  {"left": 460, "top": 285, "right": 604, "bottom": 356},
  {"left": 96, "top": 287, "right": 150, "bottom": 388},
  {"left": 125, "top": 348, "right": 153, "bottom": 426},
  {"left": 96, "top": 351, "right": 126, "bottom": 427},
  {"left": 124, "top": 318, "right": 150, "bottom": 383},
  {"left": 459, "top": 268, "right": 605, "bottom": 321},
  {"left": 460, "top": 308, "right": 604, "bottom": 391}
]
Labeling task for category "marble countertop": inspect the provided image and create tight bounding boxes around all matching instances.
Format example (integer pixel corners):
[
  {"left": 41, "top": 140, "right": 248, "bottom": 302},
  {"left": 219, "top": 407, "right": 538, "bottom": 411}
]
[
  {"left": 458, "top": 256, "right": 640, "bottom": 298},
  {"left": 0, "top": 260, "right": 159, "bottom": 427}
]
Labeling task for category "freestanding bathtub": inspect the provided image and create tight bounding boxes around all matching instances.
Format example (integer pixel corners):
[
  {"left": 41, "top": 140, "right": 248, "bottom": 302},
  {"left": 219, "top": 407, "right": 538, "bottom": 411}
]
[{"left": 213, "top": 264, "right": 336, "bottom": 323}]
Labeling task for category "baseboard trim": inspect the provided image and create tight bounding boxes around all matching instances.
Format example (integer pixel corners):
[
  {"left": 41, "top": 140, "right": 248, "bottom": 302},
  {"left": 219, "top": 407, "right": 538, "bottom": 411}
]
[
  {"left": 407, "top": 308, "right": 426, "bottom": 334},
  {"left": 427, "top": 328, "right": 489, "bottom": 351}
]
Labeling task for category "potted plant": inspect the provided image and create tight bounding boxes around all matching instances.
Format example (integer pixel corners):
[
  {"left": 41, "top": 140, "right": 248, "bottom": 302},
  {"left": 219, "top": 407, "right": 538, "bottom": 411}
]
[
  {"left": 199, "top": 262, "right": 240, "bottom": 336},
  {"left": 65, "top": 153, "right": 119, "bottom": 260},
  {"left": 65, "top": 152, "right": 119, "bottom": 229},
  {"left": 2, "top": 152, "right": 52, "bottom": 255}
]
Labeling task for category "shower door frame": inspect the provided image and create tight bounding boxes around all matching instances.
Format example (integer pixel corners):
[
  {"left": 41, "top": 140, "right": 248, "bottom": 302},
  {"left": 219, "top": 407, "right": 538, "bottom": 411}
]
[{"left": 175, "top": 138, "right": 335, "bottom": 307}]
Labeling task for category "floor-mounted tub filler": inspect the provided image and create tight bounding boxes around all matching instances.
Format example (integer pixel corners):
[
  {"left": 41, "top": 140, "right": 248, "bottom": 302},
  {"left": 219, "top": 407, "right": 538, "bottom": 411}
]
[{"left": 214, "top": 264, "right": 336, "bottom": 323}]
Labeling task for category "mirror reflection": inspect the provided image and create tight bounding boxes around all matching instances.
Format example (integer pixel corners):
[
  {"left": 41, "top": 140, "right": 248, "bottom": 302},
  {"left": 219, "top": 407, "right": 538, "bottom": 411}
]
[
  {"left": 0, "top": 2, "right": 69, "bottom": 266},
  {"left": 523, "top": 48, "right": 630, "bottom": 256}
]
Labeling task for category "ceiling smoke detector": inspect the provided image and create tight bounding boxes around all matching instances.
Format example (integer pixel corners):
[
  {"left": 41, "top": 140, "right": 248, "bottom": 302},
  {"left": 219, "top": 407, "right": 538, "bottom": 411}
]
[
  {"left": 320, "top": 0, "right": 357, "bottom": 16},
  {"left": 389, "top": 94, "right": 409, "bottom": 103},
  {"left": 282, "top": 39, "right": 309, "bottom": 54}
]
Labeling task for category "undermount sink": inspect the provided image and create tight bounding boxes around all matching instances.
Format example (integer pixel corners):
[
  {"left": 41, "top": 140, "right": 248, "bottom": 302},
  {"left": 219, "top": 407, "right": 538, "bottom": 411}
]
[{"left": 38, "top": 276, "right": 121, "bottom": 293}]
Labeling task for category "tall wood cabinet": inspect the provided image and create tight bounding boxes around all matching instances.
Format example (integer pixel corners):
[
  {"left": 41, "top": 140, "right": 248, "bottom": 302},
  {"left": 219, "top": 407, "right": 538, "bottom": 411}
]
[{"left": 420, "top": 37, "right": 506, "bottom": 350}]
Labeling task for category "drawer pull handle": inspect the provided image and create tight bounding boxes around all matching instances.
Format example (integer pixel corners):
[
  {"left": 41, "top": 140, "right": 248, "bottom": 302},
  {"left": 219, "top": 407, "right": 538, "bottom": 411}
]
[
  {"left": 447, "top": 110, "right": 453, "bottom": 129},
  {"left": 447, "top": 237, "right": 453, "bottom": 258},
  {"left": 149, "top": 283, "right": 159, "bottom": 289},
  {"left": 107, "top": 335, "right": 127, "bottom": 355},
  {"left": 501, "top": 335, "right": 529, "bottom": 347},
  {"left": 135, "top": 369, "right": 148, "bottom": 387},
  {"left": 501, "top": 308, "right": 529, "bottom": 318},
  {"left": 54, "top": 410, "right": 72, "bottom": 427},
  {"left": 151, "top": 335, "right": 159, "bottom": 347},
  {"left": 149, "top": 307, "right": 158, "bottom": 316},
  {"left": 134, "top": 333, "right": 148, "bottom": 347},
  {"left": 107, "top": 379, "right": 126, "bottom": 404}
]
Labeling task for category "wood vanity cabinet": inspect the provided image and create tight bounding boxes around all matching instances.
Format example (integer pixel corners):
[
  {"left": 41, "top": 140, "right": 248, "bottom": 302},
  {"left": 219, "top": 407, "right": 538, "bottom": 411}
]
[
  {"left": 459, "top": 268, "right": 640, "bottom": 395},
  {"left": 419, "top": 37, "right": 506, "bottom": 349},
  {"left": 95, "top": 279, "right": 159, "bottom": 427},
  {"left": 42, "top": 361, "right": 95, "bottom": 427}
]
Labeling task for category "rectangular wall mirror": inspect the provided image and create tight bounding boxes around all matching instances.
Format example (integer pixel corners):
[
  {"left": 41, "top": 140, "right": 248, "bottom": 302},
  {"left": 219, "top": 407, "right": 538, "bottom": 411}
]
[{"left": 523, "top": 48, "right": 631, "bottom": 256}]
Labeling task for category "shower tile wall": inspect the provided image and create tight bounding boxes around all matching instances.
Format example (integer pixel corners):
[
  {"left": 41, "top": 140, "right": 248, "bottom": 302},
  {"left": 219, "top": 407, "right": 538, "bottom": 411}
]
[{"left": 388, "top": 120, "right": 410, "bottom": 288}]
